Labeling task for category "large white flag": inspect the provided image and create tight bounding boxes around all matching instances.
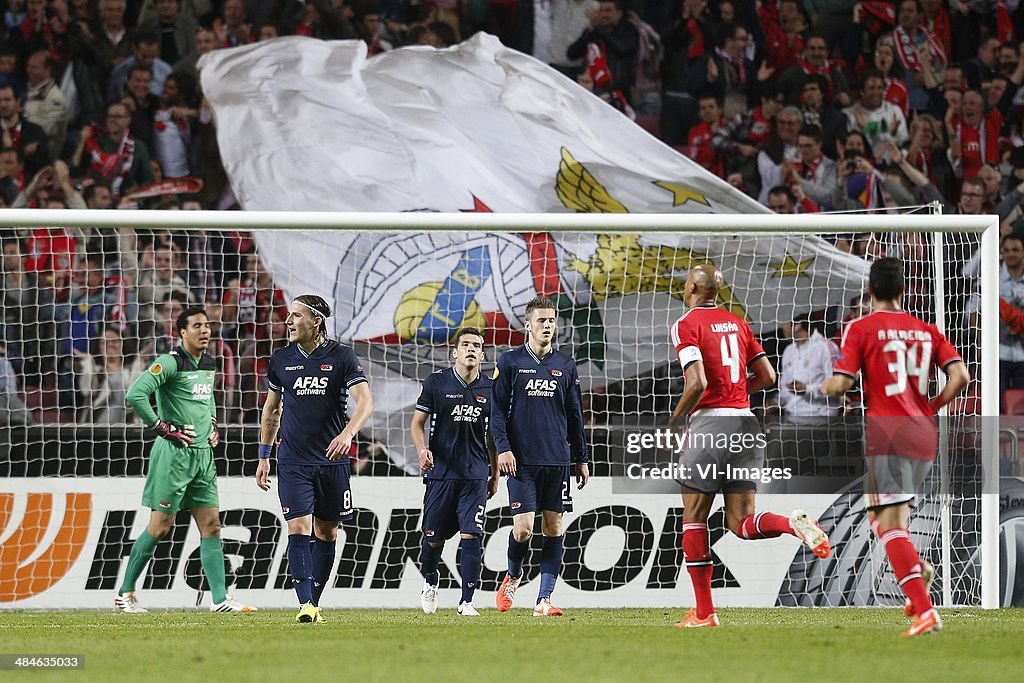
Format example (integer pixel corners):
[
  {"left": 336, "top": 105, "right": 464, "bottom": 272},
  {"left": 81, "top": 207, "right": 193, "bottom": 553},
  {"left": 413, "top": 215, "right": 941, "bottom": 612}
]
[
  {"left": 248, "top": 229, "right": 868, "bottom": 472},
  {"left": 200, "top": 33, "right": 769, "bottom": 214},
  {"left": 200, "top": 36, "right": 869, "bottom": 472}
]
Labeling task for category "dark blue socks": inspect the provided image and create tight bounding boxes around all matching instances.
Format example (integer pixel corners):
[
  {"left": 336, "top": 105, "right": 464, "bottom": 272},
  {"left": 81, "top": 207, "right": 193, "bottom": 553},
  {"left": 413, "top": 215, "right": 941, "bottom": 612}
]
[
  {"left": 538, "top": 535, "right": 564, "bottom": 601},
  {"left": 310, "top": 536, "right": 336, "bottom": 607},
  {"left": 420, "top": 538, "right": 442, "bottom": 586},
  {"left": 287, "top": 533, "right": 313, "bottom": 605},
  {"left": 459, "top": 536, "right": 482, "bottom": 604}
]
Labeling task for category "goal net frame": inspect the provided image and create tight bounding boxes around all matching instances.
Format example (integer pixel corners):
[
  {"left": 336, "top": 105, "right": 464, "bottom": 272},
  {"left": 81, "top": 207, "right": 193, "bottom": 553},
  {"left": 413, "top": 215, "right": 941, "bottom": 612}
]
[{"left": 0, "top": 208, "right": 1000, "bottom": 610}]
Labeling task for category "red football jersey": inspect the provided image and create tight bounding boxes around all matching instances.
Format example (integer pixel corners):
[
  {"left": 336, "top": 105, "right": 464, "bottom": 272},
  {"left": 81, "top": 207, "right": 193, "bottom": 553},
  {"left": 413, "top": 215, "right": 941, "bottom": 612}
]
[
  {"left": 835, "top": 310, "right": 961, "bottom": 460},
  {"left": 670, "top": 304, "right": 766, "bottom": 412},
  {"left": 834, "top": 310, "right": 961, "bottom": 417}
]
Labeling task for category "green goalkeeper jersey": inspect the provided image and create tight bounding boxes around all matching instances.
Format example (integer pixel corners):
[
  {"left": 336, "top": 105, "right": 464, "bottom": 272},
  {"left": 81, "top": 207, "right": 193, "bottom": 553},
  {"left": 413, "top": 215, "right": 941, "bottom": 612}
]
[{"left": 126, "top": 346, "right": 218, "bottom": 440}]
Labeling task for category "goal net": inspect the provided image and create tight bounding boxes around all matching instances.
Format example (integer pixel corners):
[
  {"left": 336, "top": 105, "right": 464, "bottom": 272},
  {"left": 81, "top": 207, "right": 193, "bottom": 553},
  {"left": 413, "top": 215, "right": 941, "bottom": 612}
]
[{"left": 0, "top": 211, "right": 999, "bottom": 609}]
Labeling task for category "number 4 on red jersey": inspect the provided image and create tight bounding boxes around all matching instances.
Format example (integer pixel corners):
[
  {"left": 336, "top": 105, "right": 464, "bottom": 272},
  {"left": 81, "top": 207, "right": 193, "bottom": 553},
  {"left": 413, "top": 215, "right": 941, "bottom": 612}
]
[{"left": 670, "top": 304, "right": 766, "bottom": 411}]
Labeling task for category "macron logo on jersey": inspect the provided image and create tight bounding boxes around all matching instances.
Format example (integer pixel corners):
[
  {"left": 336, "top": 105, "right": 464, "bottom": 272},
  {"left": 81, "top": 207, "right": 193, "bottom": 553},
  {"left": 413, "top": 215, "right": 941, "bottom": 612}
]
[
  {"left": 525, "top": 379, "right": 557, "bottom": 396},
  {"left": 518, "top": 368, "right": 537, "bottom": 374},
  {"left": 286, "top": 365, "right": 304, "bottom": 371},
  {"left": 292, "top": 376, "right": 328, "bottom": 396}
]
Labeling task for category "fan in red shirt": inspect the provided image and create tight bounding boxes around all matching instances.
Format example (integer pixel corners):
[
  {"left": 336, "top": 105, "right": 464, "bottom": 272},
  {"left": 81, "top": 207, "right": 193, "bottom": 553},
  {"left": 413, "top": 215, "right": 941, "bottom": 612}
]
[
  {"left": 684, "top": 95, "right": 726, "bottom": 178},
  {"left": 668, "top": 264, "right": 831, "bottom": 629},
  {"left": 822, "top": 257, "right": 969, "bottom": 637}
]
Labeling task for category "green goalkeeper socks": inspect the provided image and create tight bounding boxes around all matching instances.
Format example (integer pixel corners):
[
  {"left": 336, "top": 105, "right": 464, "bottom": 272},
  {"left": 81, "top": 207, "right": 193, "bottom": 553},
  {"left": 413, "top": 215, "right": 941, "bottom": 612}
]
[
  {"left": 120, "top": 530, "right": 159, "bottom": 594},
  {"left": 200, "top": 537, "right": 228, "bottom": 604}
]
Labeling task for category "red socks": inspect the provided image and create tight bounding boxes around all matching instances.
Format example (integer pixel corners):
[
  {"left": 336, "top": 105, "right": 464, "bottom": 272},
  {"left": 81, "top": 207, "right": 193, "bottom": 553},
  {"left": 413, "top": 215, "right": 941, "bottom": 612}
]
[
  {"left": 880, "top": 527, "right": 934, "bottom": 616},
  {"left": 682, "top": 522, "right": 714, "bottom": 619},
  {"left": 737, "top": 512, "right": 795, "bottom": 539}
]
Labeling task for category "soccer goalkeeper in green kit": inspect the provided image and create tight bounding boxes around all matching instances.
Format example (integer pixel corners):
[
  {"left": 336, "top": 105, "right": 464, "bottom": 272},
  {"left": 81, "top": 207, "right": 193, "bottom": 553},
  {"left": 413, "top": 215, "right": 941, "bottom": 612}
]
[{"left": 117, "top": 306, "right": 256, "bottom": 614}]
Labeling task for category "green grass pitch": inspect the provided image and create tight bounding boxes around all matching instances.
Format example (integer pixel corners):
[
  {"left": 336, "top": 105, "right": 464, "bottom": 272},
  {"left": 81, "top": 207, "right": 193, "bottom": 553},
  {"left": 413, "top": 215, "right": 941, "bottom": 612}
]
[{"left": 2, "top": 608, "right": 1023, "bottom": 682}]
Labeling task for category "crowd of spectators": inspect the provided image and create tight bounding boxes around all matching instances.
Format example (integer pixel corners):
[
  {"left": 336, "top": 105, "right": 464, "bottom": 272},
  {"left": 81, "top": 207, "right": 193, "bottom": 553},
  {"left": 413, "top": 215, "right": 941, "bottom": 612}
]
[
  {"left": 0, "top": 225, "right": 289, "bottom": 425},
  {"left": 1, "top": 0, "right": 1022, "bottom": 424}
]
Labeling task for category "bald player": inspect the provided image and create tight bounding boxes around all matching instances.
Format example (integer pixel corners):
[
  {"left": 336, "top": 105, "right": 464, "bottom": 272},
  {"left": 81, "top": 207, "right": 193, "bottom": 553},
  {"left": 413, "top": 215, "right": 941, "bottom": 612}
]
[{"left": 669, "top": 265, "right": 831, "bottom": 628}]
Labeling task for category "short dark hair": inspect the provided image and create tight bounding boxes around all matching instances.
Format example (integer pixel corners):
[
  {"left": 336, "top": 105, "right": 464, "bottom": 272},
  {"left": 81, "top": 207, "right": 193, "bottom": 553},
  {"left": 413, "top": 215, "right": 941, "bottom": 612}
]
[
  {"left": 806, "top": 33, "right": 829, "bottom": 48},
  {"left": 453, "top": 327, "right": 485, "bottom": 346},
  {"left": 29, "top": 50, "right": 53, "bottom": 72},
  {"left": 798, "top": 123, "right": 823, "bottom": 143},
  {"left": 1002, "top": 232, "right": 1024, "bottom": 248},
  {"left": 767, "top": 185, "right": 796, "bottom": 203},
  {"left": 525, "top": 297, "right": 557, "bottom": 318},
  {"left": 759, "top": 82, "right": 780, "bottom": 102},
  {"left": 133, "top": 30, "right": 160, "bottom": 47},
  {"left": 868, "top": 257, "right": 904, "bottom": 302},
  {"left": 803, "top": 73, "right": 829, "bottom": 93},
  {"left": 176, "top": 305, "right": 208, "bottom": 336},
  {"left": 82, "top": 181, "right": 111, "bottom": 204},
  {"left": 861, "top": 68, "right": 886, "bottom": 89},
  {"left": 715, "top": 23, "right": 736, "bottom": 48},
  {"left": 127, "top": 64, "right": 154, "bottom": 80}
]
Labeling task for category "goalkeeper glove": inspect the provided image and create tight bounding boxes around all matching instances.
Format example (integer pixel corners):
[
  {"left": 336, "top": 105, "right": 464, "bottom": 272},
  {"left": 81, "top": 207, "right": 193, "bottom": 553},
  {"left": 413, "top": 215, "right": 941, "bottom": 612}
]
[
  {"left": 208, "top": 417, "right": 220, "bottom": 448},
  {"left": 149, "top": 420, "right": 196, "bottom": 447}
]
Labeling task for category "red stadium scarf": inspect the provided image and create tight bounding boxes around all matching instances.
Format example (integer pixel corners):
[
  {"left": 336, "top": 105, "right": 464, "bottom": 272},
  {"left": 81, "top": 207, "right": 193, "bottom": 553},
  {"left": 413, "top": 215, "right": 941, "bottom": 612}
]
[
  {"left": 85, "top": 132, "right": 135, "bottom": 181},
  {"left": 885, "top": 77, "right": 908, "bottom": 116},
  {"left": 862, "top": 2, "right": 896, "bottom": 35},
  {"left": 798, "top": 57, "right": 832, "bottom": 77},
  {"left": 716, "top": 48, "right": 746, "bottom": 86},
  {"left": 3, "top": 121, "right": 21, "bottom": 148},
  {"left": 997, "top": 0, "right": 1015, "bottom": 43},
  {"left": 893, "top": 25, "right": 945, "bottom": 72},
  {"left": 586, "top": 43, "right": 612, "bottom": 89},
  {"left": 923, "top": 7, "right": 950, "bottom": 50},
  {"left": 801, "top": 153, "right": 823, "bottom": 180},
  {"left": 686, "top": 19, "right": 705, "bottom": 60},
  {"left": 748, "top": 107, "right": 773, "bottom": 144}
]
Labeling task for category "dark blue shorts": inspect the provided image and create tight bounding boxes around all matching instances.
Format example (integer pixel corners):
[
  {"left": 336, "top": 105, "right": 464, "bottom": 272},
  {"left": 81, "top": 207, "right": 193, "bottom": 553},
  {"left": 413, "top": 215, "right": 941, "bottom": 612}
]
[
  {"left": 277, "top": 461, "right": 353, "bottom": 522},
  {"left": 506, "top": 464, "right": 572, "bottom": 514},
  {"left": 421, "top": 479, "right": 487, "bottom": 540}
]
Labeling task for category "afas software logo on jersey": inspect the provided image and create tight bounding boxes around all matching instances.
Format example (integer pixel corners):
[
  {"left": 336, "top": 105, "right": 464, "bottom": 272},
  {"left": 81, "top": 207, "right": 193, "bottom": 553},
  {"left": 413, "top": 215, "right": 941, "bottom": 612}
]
[{"left": 0, "top": 493, "right": 92, "bottom": 602}]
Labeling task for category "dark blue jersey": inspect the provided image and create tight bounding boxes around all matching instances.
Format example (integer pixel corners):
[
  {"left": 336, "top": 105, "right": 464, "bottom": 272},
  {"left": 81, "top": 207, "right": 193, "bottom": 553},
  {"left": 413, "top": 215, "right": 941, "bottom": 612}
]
[
  {"left": 415, "top": 368, "right": 492, "bottom": 481},
  {"left": 266, "top": 339, "right": 368, "bottom": 466},
  {"left": 491, "top": 345, "right": 588, "bottom": 466}
]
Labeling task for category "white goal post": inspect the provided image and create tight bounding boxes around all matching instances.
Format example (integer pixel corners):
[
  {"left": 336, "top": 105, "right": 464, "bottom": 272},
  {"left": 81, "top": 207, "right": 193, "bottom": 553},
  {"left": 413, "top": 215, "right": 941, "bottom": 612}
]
[{"left": 0, "top": 209, "right": 999, "bottom": 610}]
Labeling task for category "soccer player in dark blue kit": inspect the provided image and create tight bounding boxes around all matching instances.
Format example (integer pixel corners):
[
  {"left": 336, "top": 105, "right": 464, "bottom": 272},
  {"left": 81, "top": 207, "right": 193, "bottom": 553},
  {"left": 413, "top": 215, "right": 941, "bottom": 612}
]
[
  {"left": 411, "top": 328, "right": 499, "bottom": 616},
  {"left": 493, "top": 297, "right": 589, "bottom": 616},
  {"left": 255, "top": 294, "right": 374, "bottom": 623}
]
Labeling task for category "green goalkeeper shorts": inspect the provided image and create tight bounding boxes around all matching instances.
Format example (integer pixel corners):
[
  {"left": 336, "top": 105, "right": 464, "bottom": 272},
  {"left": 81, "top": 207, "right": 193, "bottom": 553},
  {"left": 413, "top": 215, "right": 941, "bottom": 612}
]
[{"left": 142, "top": 440, "right": 220, "bottom": 514}]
